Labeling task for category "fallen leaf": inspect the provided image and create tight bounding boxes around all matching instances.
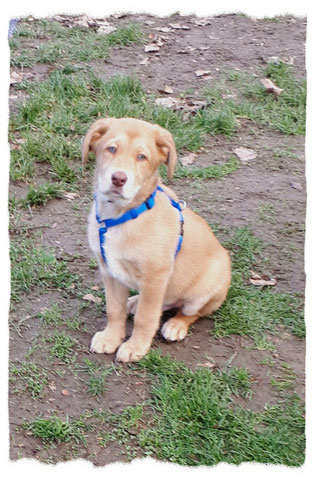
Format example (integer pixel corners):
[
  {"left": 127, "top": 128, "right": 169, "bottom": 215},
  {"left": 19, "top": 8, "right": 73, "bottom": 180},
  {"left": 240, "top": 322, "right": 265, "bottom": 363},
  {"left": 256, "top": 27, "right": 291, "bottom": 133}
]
[
  {"left": 197, "top": 361, "right": 216, "bottom": 369},
  {"left": 145, "top": 20, "right": 155, "bottom": 26},
  {"left": 153, "top": 26, "right": 171, "bottom": 33},
  {"left": 61, "top": 389, "right": 69, "bottom": 396},
  {"left": 83, "top": 293, "right": 102, "bottom": 304},
  {"left": 260, "top": 78, "right": 283, "bottom": 96},
  {"left": 63, "top": 192, "right": 79, "bottom": 201},
  {"left": 181, "top": 152, "right": 197, "bottom": 166},
  {"left": 195, "top": 69, "right": 211, "bottom": 79},
  {"left": 10, "top": 71, "right": 24, "bottom": 84},
  {"left": 159, "top": 84, "right": 174, "bottom": 94},
  {"left": 139, "top": 57, "right": 149, "bottom": 65},
  {"left": 154, "top": 97, "right": 178, "bottom": 109},
  {"left": 178, "top": 46, "right": 196, "bottom": 54},
  {"left": 194, "top": 18, "right": 212, "bottom": 26},
  {"left": 249, "top": 271, "right": 277, "bottom": 287},
  {"left": 234, "top": 147, "right": 257, "bottom": 161},
  {"left": 49, "top": 381, "right": 56, "bottom": 392},
  {"left": 290, "top": 181, "right": 302, "bottom": 190},
  {"left": 169, "top": 23, "right": 182, "bottom": 29},
  {"left": 97, "top": 24, "right": 117, "bottom": 35},
  {"left": 144, "top": 44, "right": 160, "bottom": 53},
  {"left": 91, "top": 285, "right": 100, "bottom": 291}
]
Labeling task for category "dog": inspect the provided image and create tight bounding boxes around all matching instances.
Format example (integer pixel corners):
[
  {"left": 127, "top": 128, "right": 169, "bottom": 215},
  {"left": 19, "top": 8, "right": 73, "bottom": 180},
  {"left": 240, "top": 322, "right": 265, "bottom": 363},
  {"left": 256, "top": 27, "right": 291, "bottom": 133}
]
[{"left": 82, "top": 117, "right": 231, "bottom": 362}]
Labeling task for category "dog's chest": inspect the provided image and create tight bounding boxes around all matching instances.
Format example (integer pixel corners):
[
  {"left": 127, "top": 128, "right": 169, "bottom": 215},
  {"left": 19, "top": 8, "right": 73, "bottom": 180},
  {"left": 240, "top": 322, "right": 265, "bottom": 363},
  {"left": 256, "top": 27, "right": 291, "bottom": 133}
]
[{"left": 88, "top": 207, "right": 139, "bottom": 289}]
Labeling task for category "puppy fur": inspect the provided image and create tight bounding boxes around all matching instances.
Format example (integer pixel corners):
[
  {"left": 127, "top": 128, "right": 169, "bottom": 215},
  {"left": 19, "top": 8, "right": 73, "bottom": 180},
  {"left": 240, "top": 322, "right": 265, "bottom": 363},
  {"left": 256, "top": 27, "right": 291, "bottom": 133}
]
[{"left": 83, "top": 117, "right": 231, "bottom": 362}]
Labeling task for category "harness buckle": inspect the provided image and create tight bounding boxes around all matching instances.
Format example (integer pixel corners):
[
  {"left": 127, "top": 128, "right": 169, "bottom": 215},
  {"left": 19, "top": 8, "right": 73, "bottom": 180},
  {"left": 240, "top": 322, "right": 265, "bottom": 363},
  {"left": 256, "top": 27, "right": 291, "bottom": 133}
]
[{"left": 178, "top": 200, "right": 186, "bottom": 210}]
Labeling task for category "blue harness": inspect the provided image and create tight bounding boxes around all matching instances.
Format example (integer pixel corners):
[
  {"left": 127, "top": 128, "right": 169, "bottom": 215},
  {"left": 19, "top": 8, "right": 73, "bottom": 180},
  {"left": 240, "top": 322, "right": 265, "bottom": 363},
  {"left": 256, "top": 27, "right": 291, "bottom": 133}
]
[{"left": 94, "top": 185, "right": 184, "bottom": 266}]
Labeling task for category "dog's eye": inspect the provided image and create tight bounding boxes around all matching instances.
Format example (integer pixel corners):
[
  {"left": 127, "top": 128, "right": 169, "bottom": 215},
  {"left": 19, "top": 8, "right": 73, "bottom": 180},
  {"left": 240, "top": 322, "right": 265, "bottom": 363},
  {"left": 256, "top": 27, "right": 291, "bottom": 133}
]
[
  {"left": 108, "top": 146, "right": 117, "bottom": 153},
  {"left": 137, "top": 154, "right": 147, "bottom": 161}
]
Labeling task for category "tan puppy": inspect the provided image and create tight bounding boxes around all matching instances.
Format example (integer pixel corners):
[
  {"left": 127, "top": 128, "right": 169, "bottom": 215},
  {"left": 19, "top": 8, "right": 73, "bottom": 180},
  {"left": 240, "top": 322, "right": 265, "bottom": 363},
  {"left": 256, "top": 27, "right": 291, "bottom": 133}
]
[{"left": 83, "top": 117, "right": 231, "bottom": 362}]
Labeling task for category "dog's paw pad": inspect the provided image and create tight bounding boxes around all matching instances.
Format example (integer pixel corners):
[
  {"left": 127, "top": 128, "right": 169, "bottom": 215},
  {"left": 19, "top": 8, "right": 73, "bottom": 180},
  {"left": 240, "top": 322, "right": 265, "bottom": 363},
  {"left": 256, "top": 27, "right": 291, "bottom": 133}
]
[
  {"left": 161, "top": 319, "right": 188, "bottom": 342},
  {"left": 90, "top": 331, "right": 121, "bottom": 354},
  {"left": 116, "top": 340, "right": 147, "bottom": 363}
]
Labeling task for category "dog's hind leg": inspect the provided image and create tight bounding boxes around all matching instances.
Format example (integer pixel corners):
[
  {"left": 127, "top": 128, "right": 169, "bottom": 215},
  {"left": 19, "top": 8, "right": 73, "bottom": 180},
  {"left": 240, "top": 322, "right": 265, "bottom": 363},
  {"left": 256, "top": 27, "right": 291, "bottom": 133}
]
[
  {"left": 161, "top": 290, "right": 227, "bottom": 342},
  {"left": 161, "top": 311, "right": 199, "bottom": 341}
]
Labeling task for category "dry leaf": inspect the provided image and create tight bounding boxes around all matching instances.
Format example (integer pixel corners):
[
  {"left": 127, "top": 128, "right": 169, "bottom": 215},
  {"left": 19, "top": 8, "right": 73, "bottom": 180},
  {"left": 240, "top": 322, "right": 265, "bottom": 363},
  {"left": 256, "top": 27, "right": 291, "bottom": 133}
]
[
  {"left": 260, "top": 78, "right": 283, "bottom": 96},
  {"left": 234, "top": 147, "right": 257, "bottom": 161},
  {"left": 159, "top": 85, "right": 174, "bottom": 94},
  {"left": 145, "top": 20, "right": 155, "bottom": 26},
  {"left": 91, "top": 285, "right": 100, "bottom": 291},
  {"left": 290, "top": 181, "right": 302, "bottom": 190},
  {"left": 144, "top": 44, "right": 160, "bottom": 53},
  {"left": 10, "top": 71, "right": 24, "bottom": 84},
  {"left": 194, "top": 18, "right": 212, "bottom": 26},
  {"left": 63, "top": 192, "right": 79, "bottom": 201},
  {"left": 83, "top": 293, "right": 102, "bottom": 304},
  {"left": 49, "top": 381, "right": 56, "bottom": 392},
  {"left": 153, "top": 26, "right": 171, "bottom": 33},
  {"left": 181, "top": 152, "right": 197, "bottom": 166},
  {"left": 97, "top": 24, "right": 117, "bottom": 35},
  {"left": 249, "top": 271, "right": 277, "bottom": 287},
  {"left": 195, "top": 69, "right": 211, "bottom": 78},
  {"left": 197, "top": 361, "right": 216, "bottom": 369},
  {"left": 155, "top": 97, "right": 178, "bottom": 109},
  {"left": 169, "top": 23, "right": 182, "bottom": 29},
  {"left": 139, "top": 57, "right": 149, "bottom": 65}
]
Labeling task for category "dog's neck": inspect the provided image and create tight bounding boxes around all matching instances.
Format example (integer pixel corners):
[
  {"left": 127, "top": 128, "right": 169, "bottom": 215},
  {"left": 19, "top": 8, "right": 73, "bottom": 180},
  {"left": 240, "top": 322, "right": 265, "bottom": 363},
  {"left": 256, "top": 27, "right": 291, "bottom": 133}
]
[{"left": 95, "top": 175, "right": 160, "bottom": 220}]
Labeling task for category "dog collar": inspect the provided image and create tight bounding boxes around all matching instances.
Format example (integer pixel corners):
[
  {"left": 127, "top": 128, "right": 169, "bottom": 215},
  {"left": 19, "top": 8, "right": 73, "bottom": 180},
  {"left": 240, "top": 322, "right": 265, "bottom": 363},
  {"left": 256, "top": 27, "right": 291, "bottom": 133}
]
[{"left": 94, "top": 185, "right": 184, "bottom": 265}]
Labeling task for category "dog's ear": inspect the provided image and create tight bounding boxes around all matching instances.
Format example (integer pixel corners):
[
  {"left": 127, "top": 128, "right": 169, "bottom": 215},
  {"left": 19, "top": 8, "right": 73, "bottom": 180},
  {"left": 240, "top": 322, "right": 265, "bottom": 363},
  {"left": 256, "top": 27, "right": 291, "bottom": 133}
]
[
  {"left": 82, "top": 118, "right": 114, "bottom": 164},
  {"left": 154, "top": 125, "right": 177, "bottom": 180}
]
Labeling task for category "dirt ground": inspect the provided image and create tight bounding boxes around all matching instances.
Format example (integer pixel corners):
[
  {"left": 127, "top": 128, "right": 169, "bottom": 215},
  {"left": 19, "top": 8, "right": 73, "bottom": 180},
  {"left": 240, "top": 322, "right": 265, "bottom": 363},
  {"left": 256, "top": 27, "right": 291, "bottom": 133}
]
[{"left": 9, "top": 13, "right": 306, "bottom": 465}]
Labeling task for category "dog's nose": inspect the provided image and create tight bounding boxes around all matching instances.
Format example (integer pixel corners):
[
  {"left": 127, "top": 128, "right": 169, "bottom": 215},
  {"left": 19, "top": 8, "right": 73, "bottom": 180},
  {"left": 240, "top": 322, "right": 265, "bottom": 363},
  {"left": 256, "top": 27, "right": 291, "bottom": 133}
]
[{"left": 111, "top": 171, "right": 127, "bottom": 187}]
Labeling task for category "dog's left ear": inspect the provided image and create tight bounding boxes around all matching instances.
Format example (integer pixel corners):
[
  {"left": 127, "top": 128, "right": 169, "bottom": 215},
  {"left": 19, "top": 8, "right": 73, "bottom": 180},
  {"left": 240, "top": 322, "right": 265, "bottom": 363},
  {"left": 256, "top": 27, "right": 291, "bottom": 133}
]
[{"left": 154, "top": 125, "right": 177, "bottom": 180}]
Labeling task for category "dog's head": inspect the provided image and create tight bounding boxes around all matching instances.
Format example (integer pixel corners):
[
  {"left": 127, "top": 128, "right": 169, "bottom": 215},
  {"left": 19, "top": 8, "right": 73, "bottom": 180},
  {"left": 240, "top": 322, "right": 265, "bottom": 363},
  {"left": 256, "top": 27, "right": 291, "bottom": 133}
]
[{"left": 82, "top": 118, "right": 177, "bottom": 205}]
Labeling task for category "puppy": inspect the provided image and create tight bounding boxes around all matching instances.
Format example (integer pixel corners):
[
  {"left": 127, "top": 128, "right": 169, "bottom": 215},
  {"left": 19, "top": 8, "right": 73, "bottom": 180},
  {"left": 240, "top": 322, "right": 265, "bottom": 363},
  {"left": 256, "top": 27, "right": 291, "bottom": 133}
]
[{"left": 82, "top": 117, "right": 231, "bottom": 362}]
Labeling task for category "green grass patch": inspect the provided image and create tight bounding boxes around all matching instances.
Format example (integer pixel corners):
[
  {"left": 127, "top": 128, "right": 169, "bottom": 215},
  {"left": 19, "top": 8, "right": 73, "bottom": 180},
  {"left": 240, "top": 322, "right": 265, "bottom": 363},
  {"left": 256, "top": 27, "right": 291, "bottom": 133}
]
[
  {"left": 45, "top": 331, "right": 78, "bottom": 363},
  {"left": 10, "top": 238, "right": 77, "bottom": 302},
  {"left": 135, "top": 349, "right": 304, "bottom": 466},
  {"left": 10, "top": 70, "right": 241, "bottom": 185},
  {"left": 76, "top": 358, "right": 114, "bottom": 396},
  {"left": 211, "top": 227, "right": 305, "bottom": 344},
  {"left": 223, "top": 63, "right": 306, "bottom": 135},
  {"left": 10, "top": 361, "right": 49, "bottom": 398},
  {"left": 11, "top": 20, "right": 144, "bottom": 68},
  {"left": 23, "top": 415, "right": 87, "bottom": 445},
  {"left": 173, "top": 156, "right": 239, "bottom": 180},
  {"left": 20, "top": 182, "right": 65, "bottom": 207}
]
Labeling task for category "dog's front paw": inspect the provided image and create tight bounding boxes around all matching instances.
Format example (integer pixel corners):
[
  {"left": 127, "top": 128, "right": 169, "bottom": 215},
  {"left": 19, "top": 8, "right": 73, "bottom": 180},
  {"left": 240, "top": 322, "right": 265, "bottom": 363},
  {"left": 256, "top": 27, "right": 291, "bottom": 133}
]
[
  {"left": 161, "top": 318, "right": 188, "bottom": 341},
  {"left": 90, "top": 329, "right": 123, "bottom": 354},
  {"left": 115, "top": 339, "right": 149, "bottom": 363}
]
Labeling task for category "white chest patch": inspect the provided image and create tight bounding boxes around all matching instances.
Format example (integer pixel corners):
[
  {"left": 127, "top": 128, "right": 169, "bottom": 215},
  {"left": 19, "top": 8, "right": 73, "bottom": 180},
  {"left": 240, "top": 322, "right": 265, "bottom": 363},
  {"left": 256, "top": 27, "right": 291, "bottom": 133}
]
[{"left": 88, "top": 204, "right": 139, "bottom": 290}]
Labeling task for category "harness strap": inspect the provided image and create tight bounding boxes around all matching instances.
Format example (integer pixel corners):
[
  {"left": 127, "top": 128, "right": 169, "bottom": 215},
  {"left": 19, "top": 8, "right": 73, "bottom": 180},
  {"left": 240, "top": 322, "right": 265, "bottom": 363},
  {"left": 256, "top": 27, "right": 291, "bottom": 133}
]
[{"left": 95, "top": 185, "right": 184, "bottom": 265}]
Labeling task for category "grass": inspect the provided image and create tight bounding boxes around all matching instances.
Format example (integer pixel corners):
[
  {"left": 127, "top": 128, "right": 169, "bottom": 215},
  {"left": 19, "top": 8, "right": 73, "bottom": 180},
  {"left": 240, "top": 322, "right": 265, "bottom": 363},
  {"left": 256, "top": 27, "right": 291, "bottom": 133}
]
[
  {"left": 10, "top": 238, "right": 77, "bottom": 301},
  {"left": 45, "top": 331, "right": 78, "bottom": 363},
  {"left": 211, "top": 227, "right": 305, "bottom": 344},
  {"left": 224, "top": 62, "right": 306, "bottom": 135},
  {"left": 11, "top": 19, "right": 144, "bottom": 68},
  {"left": 23, "top": 415, "right": 87, "bottom": 445},
  {"left": 77, "top": 358, "right": 114, "bottom": 397},
  {"left": 10, "top": 69, "right": 241, "bottom": 188},
  {"left": 134, "top": 349, "right": 304, "bottom": 466},
  {"left": 10, "top": 361, "right": 49, "bottom": 398}
]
